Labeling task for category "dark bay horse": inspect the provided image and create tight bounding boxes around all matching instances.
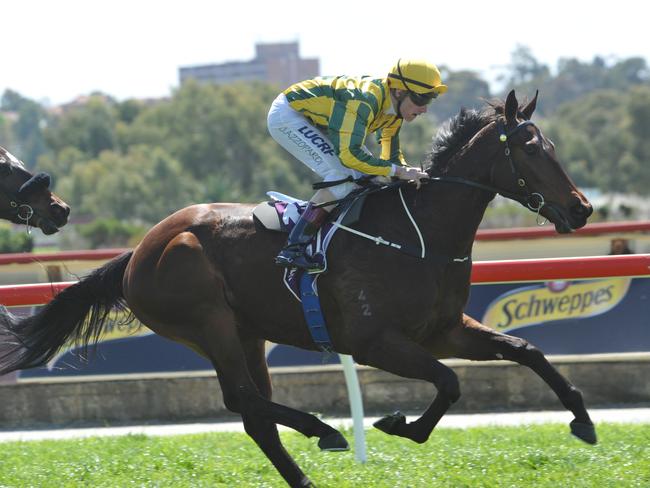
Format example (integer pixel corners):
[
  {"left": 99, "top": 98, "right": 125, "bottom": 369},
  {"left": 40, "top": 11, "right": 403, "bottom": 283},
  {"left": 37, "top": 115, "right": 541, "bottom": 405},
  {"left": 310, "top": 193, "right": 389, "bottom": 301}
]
[
  {"left": 0, "top": 146, "right": 70, "bottom": 234},
  {"left": 0, "top": 91, "right": 595, "bottom": 487}
]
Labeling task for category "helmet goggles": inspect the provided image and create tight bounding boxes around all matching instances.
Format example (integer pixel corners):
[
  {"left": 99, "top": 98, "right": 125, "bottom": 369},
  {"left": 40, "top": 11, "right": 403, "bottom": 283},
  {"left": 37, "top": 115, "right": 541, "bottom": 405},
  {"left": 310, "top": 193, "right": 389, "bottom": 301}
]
[
  {"left": 390, "top": 58, "right": 444, "bottom": 106},
  {"left": 408, "top": 91, "right": 437, "bottom": 106}
]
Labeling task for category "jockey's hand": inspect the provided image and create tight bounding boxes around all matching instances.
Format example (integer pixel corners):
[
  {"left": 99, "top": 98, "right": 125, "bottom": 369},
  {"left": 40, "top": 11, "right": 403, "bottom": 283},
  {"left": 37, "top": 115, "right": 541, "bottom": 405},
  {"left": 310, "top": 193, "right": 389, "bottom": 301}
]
[
  {"left": 395, "top": 166, "right": 429, "bottom": 189},
  {"left": 372, "top": 175, "right": 392, "bottom": 185}
]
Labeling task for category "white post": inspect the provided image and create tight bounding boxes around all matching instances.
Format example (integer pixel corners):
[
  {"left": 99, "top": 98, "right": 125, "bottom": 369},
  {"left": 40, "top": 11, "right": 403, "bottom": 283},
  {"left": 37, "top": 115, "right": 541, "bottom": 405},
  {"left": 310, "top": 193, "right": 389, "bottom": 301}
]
[{"left": 339, "top": 354, "right": 366, "bottom": 463}]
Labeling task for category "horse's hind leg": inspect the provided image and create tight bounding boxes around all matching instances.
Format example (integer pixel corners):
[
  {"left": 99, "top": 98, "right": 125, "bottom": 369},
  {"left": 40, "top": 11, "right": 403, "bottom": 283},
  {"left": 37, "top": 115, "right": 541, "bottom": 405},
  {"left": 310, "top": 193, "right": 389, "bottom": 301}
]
[
  {"left": 439, "top": 314, "right": 597, "bottom": 444},
  {"left": 214, "top": 370, "right": 311, "bottom": 487},
  {"left": 237, "top": 335, "right": 318, "bottom": 487},
  {"left": 197, "top": 309, "right": 348, "bottom": 486},
  {"left": 212, "top": 338, "right": 308, "bottom": 486}
]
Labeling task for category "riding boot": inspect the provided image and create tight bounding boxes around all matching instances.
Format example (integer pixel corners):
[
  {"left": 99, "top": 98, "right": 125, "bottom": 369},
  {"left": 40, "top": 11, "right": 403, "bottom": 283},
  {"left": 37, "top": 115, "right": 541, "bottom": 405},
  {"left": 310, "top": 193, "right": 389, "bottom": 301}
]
[{"left": 275, "top": 203, "right": 329, "bottom": 272}]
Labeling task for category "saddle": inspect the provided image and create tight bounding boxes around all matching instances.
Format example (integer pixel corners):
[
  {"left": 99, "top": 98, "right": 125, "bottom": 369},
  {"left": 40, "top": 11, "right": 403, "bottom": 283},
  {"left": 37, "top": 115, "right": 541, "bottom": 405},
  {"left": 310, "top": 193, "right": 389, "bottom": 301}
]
[
  {"left": 253, "top": 181, "right": 429, "bottom": 280},
  {"left": 252, "top": 190, "right": 366, "bottom": 282},
  {"left": 252, "top": 191, "right": 371, "bottom": 352},
  {"left": 252, "top": 190, "right": 366, "bottom": 234}
]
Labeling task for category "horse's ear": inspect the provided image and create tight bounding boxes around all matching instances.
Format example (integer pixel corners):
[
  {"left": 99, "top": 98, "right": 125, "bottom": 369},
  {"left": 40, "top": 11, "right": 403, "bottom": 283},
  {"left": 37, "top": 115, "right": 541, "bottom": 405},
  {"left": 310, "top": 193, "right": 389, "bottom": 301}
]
[
  {"left": 505, "top": 90, "right": 518, "bottom": 123},
  {"left": 521, "top": 90, "right": 539, "bottom": 120}
]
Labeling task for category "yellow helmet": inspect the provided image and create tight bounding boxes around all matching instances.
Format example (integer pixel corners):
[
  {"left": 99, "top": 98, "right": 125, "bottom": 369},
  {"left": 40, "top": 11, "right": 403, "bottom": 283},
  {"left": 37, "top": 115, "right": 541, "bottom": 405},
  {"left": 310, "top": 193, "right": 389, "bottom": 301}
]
[{"left": 388, "top": 59, "right": 448, "bottom": 97}]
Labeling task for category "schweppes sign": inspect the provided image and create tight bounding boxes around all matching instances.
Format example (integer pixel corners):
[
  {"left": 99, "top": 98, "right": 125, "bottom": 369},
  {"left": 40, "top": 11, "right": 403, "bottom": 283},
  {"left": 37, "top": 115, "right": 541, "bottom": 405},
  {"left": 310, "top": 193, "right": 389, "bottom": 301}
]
[{"left": 481, "top": 278, "right": 631, "bottom": 333}]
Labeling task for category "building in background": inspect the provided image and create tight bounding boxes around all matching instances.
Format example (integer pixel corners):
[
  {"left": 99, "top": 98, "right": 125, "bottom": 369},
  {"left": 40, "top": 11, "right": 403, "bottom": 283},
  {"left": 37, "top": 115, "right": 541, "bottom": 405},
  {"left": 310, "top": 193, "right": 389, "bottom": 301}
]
[{"left": 179, "top": 41, "right": 319, "bottom": 88}]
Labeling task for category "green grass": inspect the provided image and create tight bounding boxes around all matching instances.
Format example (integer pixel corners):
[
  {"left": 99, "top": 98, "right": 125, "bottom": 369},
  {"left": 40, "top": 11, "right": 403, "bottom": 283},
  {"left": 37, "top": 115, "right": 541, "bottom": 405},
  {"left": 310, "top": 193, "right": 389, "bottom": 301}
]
[{"left": 0, "top": 423, "right": 649, "bottom": 487}]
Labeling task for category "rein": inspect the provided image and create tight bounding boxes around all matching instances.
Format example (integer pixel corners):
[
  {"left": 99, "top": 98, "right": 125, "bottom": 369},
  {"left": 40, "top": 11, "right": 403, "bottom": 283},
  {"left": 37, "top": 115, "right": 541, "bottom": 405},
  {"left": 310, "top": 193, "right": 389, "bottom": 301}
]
[
  {"left": 319, "top": 181, "right": 470, "bottom": 263},
  {"left": 331, "top": 187, "right": 427, "bottom": 259},
  {"left": 315, "top": 119, "right": 547, "bottom": 215},
  {"left": 307, "top": 118, "right": 550, "bottom": 262}
]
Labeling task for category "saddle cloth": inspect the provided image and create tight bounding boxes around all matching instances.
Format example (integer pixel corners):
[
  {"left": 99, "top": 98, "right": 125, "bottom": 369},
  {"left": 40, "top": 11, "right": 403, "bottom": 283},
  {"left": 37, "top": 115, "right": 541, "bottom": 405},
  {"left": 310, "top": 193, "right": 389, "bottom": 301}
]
[
  {"left": 253, "top": 192, "right": 356, "bottom": 352},
  {"left": 253, "top": 191, "right": 355, "bottom": 300}
]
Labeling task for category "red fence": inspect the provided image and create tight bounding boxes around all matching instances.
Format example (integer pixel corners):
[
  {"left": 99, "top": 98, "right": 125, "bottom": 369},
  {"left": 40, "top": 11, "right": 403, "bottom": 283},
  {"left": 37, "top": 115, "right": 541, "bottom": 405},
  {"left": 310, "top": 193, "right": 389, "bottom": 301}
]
[
  {"left": 471, "top": 254, "right": 650, "bottom": 283},
  {"left": 0, "top": 220, "right": 649, "bottom": 266},
  {"left": 1, "top": 255, "right": 649, "bottom": 307},
  {"left": 0, "top": 220, "right": 649, "bottom": 306},
  {"left": 474, "top": 220, "right": 650, "bottom": 241},
  {"left": 0, "top": 282, "right": 75, "bottom": 307},
  {"left": 0, "top": 248, "right": 127, "bottom": 265}
]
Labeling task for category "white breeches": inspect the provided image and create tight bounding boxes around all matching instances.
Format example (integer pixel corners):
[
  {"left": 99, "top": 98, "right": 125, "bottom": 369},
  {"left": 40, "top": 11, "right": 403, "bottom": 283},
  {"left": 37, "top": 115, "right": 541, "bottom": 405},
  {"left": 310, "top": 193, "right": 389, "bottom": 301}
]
[{"left": 267, "top": 93, "right": 361, "bottom": 200}]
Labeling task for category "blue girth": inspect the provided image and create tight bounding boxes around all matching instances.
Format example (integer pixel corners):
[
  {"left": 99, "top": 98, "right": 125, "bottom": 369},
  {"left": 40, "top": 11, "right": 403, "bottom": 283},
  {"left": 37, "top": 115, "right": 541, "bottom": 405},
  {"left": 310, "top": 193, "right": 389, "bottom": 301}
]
[{"left": 299, "top": 272, "right": 334, "bottom": 353}]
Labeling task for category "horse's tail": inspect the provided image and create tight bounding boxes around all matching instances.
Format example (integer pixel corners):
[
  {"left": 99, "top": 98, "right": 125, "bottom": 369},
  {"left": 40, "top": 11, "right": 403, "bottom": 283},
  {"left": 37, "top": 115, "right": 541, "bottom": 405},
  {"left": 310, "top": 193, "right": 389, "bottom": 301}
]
[{"left": 0, "top": 251, "right": 133, "bottom": 375}]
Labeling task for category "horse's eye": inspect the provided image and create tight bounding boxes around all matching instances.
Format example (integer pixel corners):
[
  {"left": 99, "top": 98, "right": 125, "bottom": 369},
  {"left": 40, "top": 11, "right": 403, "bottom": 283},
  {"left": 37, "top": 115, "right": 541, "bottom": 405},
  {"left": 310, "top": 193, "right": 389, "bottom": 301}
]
[{"left": 0, "top": 163, "right": 11, "bottom": 176}]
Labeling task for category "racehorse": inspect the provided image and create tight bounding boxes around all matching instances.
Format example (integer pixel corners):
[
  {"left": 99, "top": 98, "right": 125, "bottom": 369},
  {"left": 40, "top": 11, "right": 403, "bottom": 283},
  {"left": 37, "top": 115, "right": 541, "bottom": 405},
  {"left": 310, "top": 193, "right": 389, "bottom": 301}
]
[
  {"left": 0, "top": 91, "right": 595, "bottom": 487},
  {"left": 0, "top": 145, "right": 70, "bottom": 234}
]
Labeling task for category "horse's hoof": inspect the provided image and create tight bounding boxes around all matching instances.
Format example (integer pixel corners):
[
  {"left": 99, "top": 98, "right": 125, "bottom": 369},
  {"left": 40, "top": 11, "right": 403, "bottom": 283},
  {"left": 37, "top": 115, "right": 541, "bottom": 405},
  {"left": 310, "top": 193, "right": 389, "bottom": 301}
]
[
  {"left": 318, "top": 431, "right": 349, "bottom": 451},
  {"left": 373, "top": 411, "right": 406, "bottom": 435},
  {"left": 570, "top": 420, "right": 598, "bottom": 445}
]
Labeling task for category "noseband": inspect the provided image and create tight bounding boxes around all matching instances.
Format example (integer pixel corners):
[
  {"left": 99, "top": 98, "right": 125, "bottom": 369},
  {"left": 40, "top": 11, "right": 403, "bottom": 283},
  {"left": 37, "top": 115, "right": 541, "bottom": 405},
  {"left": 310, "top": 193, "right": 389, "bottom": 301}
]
[{"left": 0, "top": 169, "right": 52, "bottom": 232}]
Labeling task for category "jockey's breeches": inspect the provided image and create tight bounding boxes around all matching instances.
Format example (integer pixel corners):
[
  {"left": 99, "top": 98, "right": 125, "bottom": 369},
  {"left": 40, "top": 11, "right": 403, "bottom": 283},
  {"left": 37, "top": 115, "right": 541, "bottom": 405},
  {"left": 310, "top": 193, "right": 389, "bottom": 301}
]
[{"left": 267, "top": 93, "right": 363, "bottom": 200}]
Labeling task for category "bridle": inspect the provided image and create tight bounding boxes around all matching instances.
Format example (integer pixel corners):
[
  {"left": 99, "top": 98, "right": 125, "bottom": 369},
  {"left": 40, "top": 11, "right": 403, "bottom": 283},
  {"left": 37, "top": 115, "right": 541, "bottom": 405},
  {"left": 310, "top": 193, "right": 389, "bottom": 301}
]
[
  {"left": 429, "top": 117, "right": 548, "bottom": 223},
  {"left": 0, "top": 162, "right": 52, "bottom": 232},
  {"left": 494, "top": 118, "right": 545, "bottom": 210}
]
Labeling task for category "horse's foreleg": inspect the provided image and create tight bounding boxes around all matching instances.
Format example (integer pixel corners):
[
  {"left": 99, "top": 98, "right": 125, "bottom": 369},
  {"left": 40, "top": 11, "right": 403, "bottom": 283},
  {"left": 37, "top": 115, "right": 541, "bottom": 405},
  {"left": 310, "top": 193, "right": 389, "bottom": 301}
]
[
  {"left": 354, "top": 330, "right": 460, "bottom": 444},
  {"left": 443, "top": 314, "right": 597, "bottom": 444}
]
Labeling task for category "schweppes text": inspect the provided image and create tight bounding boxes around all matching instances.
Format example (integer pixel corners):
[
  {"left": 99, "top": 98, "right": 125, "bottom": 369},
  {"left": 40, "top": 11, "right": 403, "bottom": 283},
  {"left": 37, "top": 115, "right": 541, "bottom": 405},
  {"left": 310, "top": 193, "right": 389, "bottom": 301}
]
[{"left": 482, "top": 278, "right": 631, "bottom": 332}]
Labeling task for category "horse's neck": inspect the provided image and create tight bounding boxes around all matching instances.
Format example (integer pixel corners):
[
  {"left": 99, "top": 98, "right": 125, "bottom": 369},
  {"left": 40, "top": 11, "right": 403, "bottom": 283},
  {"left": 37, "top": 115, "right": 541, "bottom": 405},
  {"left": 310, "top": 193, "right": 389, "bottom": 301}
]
[
  {"left": 417, "top": 141, "right": 498, "bottom": 258},
  {"left": 413, "top": 183, "right": 491, "bottom": 258}
]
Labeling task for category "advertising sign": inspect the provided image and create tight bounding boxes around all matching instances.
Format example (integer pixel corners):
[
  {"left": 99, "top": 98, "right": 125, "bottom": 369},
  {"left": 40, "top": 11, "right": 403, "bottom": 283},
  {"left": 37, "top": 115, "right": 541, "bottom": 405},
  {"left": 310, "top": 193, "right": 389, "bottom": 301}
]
[{"left": 14, "top": 276, "right": 650, "bottom": 379}]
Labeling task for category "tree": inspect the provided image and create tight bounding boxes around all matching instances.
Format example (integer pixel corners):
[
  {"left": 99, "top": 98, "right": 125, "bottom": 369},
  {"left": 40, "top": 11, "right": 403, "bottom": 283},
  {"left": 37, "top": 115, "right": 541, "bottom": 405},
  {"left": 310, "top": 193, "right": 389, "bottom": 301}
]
[
  {"left": 0, "top": 224, "right": 33, "bottom": 253},
  {"left": 0, "top": 113, "right": 14, "bottom": 148},
  {"left": 123, "top": 80, "right": 316, "bottom": 201},
  {"left": 434, "top": 68, "right": 491, "bottom": 122},
  {"left": 626, "top": 85, "right": 650, "bottom": 163},
  {"left": 7, "top": 54, "right": 650, "bottom": 241},
  {"left": 543, "top": 87, "right": 650, "bottom": 194},
  {"left": 45, "top": 95, "right": 117, "bottom": 158},
  {"left": 1, "top": 89, "right": 49, "bottom": 167},
  {"left": 77, "top": 218, "right": 147, "bottom": 249},
  {"left": 55, "top": 145, "right": 198, "bottom": 223},
  {"left": 501, "top": 45, "right": 550, "bottom": 87}
]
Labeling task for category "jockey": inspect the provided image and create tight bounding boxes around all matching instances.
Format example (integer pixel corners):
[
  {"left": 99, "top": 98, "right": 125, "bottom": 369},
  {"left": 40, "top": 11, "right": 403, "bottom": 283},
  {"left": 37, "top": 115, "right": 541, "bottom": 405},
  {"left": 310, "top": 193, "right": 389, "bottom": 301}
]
[{"left": 267, "top": 58, "right": 448, "bottom": 272}]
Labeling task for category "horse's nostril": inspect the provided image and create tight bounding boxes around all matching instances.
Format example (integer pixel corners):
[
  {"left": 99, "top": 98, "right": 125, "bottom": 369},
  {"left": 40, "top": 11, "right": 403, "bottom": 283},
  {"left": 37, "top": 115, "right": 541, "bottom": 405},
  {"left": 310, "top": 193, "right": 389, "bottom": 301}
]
[
  {"left": 51, "top": 203, "right": 70, "bottom": 222},
  {"left": 571, "top": 202, "right": 593, "bottom": 218}
]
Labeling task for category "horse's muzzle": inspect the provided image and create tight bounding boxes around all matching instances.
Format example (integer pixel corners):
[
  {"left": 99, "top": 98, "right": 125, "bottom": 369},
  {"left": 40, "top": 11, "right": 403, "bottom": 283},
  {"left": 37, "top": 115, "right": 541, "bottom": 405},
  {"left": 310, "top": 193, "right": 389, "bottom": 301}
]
[
  {"left": 51, "top": 202, "right": 71, "bottom": 227},
  {"left": 544, "top": 194, "right": 592, "bottom": 234},
  {"left": 37, "top": 202, "right": 70, "bottom": 234},
  {"left": 571, "top": 200, "right": 593, "bottom": 220}
]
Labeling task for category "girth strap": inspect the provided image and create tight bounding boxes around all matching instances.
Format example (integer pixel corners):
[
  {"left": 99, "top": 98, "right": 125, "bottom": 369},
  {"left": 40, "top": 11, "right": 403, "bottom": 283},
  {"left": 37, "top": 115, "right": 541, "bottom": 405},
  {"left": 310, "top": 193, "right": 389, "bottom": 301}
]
[{"left": 299, "top": 273, "right": 334, "bottom": 352}]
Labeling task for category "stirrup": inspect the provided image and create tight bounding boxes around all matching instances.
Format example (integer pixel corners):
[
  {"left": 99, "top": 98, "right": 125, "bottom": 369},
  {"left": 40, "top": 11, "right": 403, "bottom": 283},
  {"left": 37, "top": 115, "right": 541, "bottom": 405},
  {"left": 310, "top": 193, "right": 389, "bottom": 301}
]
[{"left": 275, "top": 249, "right": 324, "bottom": 273}]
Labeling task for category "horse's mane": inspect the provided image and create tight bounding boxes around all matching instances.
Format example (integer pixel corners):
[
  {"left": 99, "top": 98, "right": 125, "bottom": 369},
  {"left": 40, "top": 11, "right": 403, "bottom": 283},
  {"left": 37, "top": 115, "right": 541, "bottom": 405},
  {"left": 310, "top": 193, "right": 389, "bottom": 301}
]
[
  {"left": 0, "top": 146, "right": 26, "bottom": 170},
  {"left": 426, "top": 100, "right": 504, "bottom": 175}
]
